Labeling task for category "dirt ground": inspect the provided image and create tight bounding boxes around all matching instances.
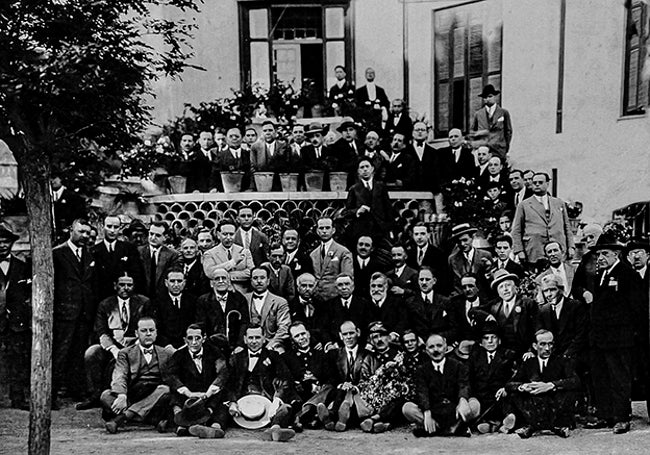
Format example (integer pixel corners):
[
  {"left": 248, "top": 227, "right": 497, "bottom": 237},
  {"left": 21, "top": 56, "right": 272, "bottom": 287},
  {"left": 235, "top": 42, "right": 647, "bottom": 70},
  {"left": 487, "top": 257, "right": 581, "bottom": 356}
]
[{"left": 1, "top": 401, "right": 650, "bottom": 455}]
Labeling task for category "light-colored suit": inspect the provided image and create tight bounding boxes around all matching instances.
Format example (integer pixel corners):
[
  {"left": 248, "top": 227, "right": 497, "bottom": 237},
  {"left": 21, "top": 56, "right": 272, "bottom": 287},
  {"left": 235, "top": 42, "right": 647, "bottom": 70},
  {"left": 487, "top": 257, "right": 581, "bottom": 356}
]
[
  {"left": 511, "top": 196, "right": 575, "bottom": 264},
  {"left": 202, "top": 243, "right": 254, "bottom": 294},
  {"left": 471, "top": 104, "right": 513, "bottom": 158},
  {"left": 245, "top": 291, "right": 291, "bottom": 349},
  {"left": 310, "top": 241, "right": 354, "bottom": 301},
  {"left": 535, "top": 261, "right": 576, "bottom": 302}
]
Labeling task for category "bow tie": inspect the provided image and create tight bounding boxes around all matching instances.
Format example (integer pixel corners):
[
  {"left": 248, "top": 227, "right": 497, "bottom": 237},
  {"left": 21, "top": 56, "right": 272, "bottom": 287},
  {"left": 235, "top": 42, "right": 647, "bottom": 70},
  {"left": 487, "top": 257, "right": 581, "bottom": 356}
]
[
  {"left": 489, "top": 176, "right": 499, "bottom": 182},
  {"left": 415, "top": 141, "right": 425, "bottom": 147},
  {"left": 249, "top": 351, "right": 261, "bottom": 358},
  {"left": 192, "top": 353, "right": 202, "bottom": 360},
  {"left": 253, "top": 293, "right": 265, "bottom": 300},
  {"left": 143, "top": 348, "right": 153, "bottom": 355},
  {"left": 216, "top": 294, "right": 228, "bottom": 303}
]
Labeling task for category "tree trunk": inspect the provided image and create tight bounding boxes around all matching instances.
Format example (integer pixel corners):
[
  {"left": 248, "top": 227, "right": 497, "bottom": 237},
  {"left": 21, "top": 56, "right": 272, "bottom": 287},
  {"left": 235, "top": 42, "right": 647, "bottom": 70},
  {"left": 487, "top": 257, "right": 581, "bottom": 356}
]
[{"left": 23, "top": 160, "right": 54, "bottom": 455}]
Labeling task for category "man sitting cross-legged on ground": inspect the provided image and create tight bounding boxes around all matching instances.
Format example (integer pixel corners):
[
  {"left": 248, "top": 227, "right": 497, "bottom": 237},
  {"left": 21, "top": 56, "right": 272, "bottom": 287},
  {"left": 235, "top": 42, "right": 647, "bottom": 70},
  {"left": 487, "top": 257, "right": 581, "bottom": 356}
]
[
  {"left": 100, "top": 317, "right": 172, "bottom": 434},
  {"left": 166, "top": 323, "right": 230, "bottom": 438},
  {"left": 402, "top": 333, "right": 479, "bottom": 437},
  {"left": 505, "top": 329, "right": 580, "bottom": 438}
]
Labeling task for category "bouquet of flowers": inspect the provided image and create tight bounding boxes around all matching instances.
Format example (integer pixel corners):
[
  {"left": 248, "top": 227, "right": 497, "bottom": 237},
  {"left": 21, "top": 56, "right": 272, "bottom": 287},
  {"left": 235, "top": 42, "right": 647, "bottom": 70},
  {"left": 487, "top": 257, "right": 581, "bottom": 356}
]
[{"left": 358, "top": 352, "right": 413, "bottom": 412}]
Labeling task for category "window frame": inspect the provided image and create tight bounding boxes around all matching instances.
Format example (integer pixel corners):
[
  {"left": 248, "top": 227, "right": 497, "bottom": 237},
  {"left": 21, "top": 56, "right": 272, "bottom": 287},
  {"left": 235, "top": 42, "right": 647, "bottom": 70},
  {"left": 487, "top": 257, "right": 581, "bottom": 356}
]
[{"left": 622, "top": 0, "right": 649, "bottom": 116}]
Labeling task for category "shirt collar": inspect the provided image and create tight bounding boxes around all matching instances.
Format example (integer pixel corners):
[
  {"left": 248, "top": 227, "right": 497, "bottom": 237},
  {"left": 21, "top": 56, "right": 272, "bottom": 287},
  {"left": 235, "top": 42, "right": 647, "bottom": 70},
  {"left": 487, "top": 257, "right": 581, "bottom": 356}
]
[
  {"left": 67, "top": 240, "right": 81, "bottom": 254},
  {"left": 395, "top": 264, "right": 406, "bottom": 276},
  {"left": 346, "top": 345, "right": 359, "bottom": 357},
  {"left": 432, "top": 357, "right": 446, "bottom": 370},
  {"left": 118, "top": 297, "right": 130, "bottom": 306},
  {"left": 322, "top": 239, "right": 334, "bottom": 251},
  {"left": 422, "top": 291, "right": 434, "bottom": 301}
]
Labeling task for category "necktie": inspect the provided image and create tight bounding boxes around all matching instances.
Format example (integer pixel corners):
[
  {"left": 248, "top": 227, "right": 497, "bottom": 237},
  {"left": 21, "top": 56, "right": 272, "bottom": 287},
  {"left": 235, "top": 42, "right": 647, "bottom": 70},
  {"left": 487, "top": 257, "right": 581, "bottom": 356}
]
[
  {"left": 418, "top": 248, "right": 424, "bottom": 265},
  {"left": 348, "top": 353, "right": 355, "bottom": 370},
  {"left": 320, "top": 245, "right": 326, "bottom": 260},
  {"left": 76, "top": 248, "right": 82, "bottom": 261},
  {"left": 121, "top": 303, "right": 129, "bottom": 326},
  {"left": 424, "top": 295, "right": 431, "bottom": 305},
  {"left": 487, "top": 353, "right": 494, "bottom": 364},
  {"left": 192, "top": 353, "right": 202, "bottom": 360},
  {"left": 416, "top": 141, "right": 424, "bottom": 148},
  {"left": 227, "top": 249, "right": 232, "bottom": 260},
  {"left": 174, "top": 297, "right": 180, "bottom": 309},
  {"left": 193, "top": 353, "right": 203, "bottom": 373},
  {"left": 434, "top": 364, "right": 441, "bottom": 373},
  {"left": 315, "top": 148, "right": 321, "bottom": 159},
  {"left": 504, "top": 303, "right": 511, "bottom": 318},
  {"left": 540, "top": 360, "right": 545, "bottom": 374},
  {"left": 150, "top": 250, "right": 157, "bottom": 295},
  {"left": 184, "top": 263, "right": 190, "bottom": 275}
]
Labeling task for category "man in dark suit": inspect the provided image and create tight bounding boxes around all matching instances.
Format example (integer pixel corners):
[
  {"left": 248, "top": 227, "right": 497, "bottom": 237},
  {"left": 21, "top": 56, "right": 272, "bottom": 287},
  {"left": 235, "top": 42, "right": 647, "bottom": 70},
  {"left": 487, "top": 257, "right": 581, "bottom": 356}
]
[
  {"left": 234, "top": 206, "right": 269, "bottom": 267},
  {"left": 344, "top": 157, "right": 395, "bottom": 245},
  {"left": 186, "top": 130, "right": 218, "bottom": 193},
  {"left": 447, "top": 223, "right": 493, "bottom": 294},
  {"left": 52, "top": 218, "right": 97, "bottom": 403},
  {"left": 330, "top": 117, "right": 363, "bottom": 188},
  {"left": 467, "top": 322, "right": 516, "bottom": 433},
  {"left": 153, "top": 268, "right": 197, "bottom": 349},
  {"left": 367, "top": 272, "right": 408, "bottom": 341},
  {"left": 361, "top": 131, "right": 387, "bottom": 181},
  {"left": 288, "top": 273, "right": 326, "bottom": 346},
  {"left": 138, "top": 221, "right": 181, "bottom": 299},
  {"left": 262, "top": 243, "right": 296, "bottom": 302},
  {"left": 79, "top": 274, "right": 152, "bottom": 410},
  {"left": 225, "top": 325, "right": 297, "bottom": 436},
  {"left": 352, "top": 235, "right": 383, "bottom": 299},
  {"left": 508, "top": 169, "right": 533, "bottom": 212},
  {"left": 100, "top": 317, "right": 172, "bottom": 433},
  {"left": 179, "top": 237, "right": 210, "bottom": 299},
  {"left": 383, "top": 132, "right": 416, "bottom": 190},
  {"left": 407, "top": 222, "right": 451, "bottom": 295},
  {"left": 300, "top": 122, "right": 333, "bottom": 172},
  {"left": 446, "top": 274, "right": 492, "bottom": 346},
  {"left": 328, "top": 65, "right": 354, "bottom": 115},
  {"left": 405, "top": 267, "right": 452, "bottom": 342},
  {"left": 586, "top": 234, "right": 643, "bottom": 434},
  {"left": 318, "top": 320, "right": 372, "bottom": 432},
  {"left": 195, "top": 268, "right": 249, "bottom": 355},
  {"left": 167, "top": 323, "right": 229, "bottom": 438},
  {"left": 0, "top": 224, "right": 32, "bottom": 409},
  {"left": 402, "top": 333, "right": 477, "bottom": 436},
  {"left": 354, "top": 67, "right": 389, "bottom": 112},
  {"left": 506, "top": 330, "right": 580, "bottom": 438},
  {"left": 282, "top": 229, "right": 313, "bottom": 281},
  {"left": 476, "top": 155, "right": 510, "bottom": 198},
  {"left": 492, "top": 235, "right": 525, "bottom": 279},
  {"left": 471, "top": 84, "right": 513, "bottom": 159},
  {"left": 387, "top": 245, "right": 418, "bottom": 297},
  {"left": 92, "top": 215, "right": 143, "bottom": 300},
  {"left": 51, "top": 174, "right": 87, "bottom": 242},
  {"left": 384, "top": 98, "right": 413, "bottom": 140},
  {"left": 434, "top": 128, "right": 476, "bottom": 187},
  {"left": 250, "top": 120, "right": 290, "bottom": 190},
  {"left": 213, "top": 127, "right": 252, "bottom": 192},
  {"left": 408, "top": 122, "right": 438, "bottom": 193}
]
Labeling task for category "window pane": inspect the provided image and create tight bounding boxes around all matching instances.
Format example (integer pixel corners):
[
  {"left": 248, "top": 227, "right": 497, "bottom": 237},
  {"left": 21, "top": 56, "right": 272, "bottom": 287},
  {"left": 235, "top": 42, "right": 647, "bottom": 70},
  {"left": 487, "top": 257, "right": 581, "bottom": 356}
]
[
  {"left": 326, "top": 8, "right": 345, "bottom": 38},
  {"left": 437, "top": 82, "right": 450, "bottom": 132},
  {"left": 470, "top": 77, "right": 484, "bottom": 115},
  {"left": 469, "top": 24, "right": 483, "bottom": 77},
  {"left": 628, "top": 48, "right": 639, "bottom": 109},
  {"left": 435, "top": 30, "right": 450, "bottom": 80},
  {"left": 487, "top": 24, "right": 502, "bottom": 73},
  {"left": 453, "top": 27, "right": 465, "bottom": 78},
  {"left": 326, "top": 41, "right": 345, "bottom": 90},
  {"left": 249, "top": 9, "right": 268, "bottom": 39},
  {"left": 272, "top": 7, "right": 322, "bottom": 40},
  {"left": 251, "top": 42, "right": 270, "bottom": 89}
]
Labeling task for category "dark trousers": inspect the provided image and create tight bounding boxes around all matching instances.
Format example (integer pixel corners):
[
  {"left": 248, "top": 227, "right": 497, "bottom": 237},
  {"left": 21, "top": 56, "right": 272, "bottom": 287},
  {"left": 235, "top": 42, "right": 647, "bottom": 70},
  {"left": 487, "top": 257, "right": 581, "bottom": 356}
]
[
  {"left": 510, "top": 392, "right": 575, "bottom": 429},
  {"left": 53, "top": 319, "right": 90, "bottom": 398},
  {"left": 590, "top": 348, "right": 632, "bottom": 422},
  {"left": 101, "top": 381, "right": 170, "bottom": 422},
  {"left": 172, "top": 392, "right": 230, "bottom": 428},
  {"left": 84, "top": 345, "right": 115, "bottom": 399},
  {"left": 5, "top": 330, "right": 31, "bottom": 403}
]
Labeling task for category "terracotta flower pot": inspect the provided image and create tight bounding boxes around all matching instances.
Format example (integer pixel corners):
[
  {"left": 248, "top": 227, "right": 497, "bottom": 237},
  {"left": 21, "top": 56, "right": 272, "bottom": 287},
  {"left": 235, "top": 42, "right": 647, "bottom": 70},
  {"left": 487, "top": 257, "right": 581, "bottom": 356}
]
[
  {"left": 221, "top": 172, "right": 244, "bottom": 193},
  {"left": 253, "top": 172, "right": 274, "bottom": 192},
  {"left": 329, "top": 171, "right": 348, "bottom": 192},
  {"left": 304, "top": 171, "right": 324, "bottom": 192},
  {"left": 167, "top": 175, "right": 187, "bottom": 194},
  {"left": 279, "top": 173, "right": 299, "bottom": 192}
]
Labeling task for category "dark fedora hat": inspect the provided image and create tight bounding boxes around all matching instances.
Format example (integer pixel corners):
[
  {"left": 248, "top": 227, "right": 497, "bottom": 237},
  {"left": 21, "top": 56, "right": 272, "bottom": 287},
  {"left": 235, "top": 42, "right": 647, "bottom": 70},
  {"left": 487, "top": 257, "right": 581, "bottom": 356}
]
[
  {"left": 174, "top": 397, "right": 211, "bottom": 428},
  {"left": 480, "top": 320, "right": 501, "bottom": 337},
  {"left": 490, "top": 268, "right": 519, "bottom": 290},
  {"left": 336, "top": 116, "right": 359, "bottom": 132},
  {"left": 626, "top": 236, "right": 650, "bottom": 253},
  {"left": 589, "top": 232, "right": 626, "bottom": 251},
  {"left": 450, "top": 223, "right": 478, "bottom": 240},
  {"left": 304, "top": 121, "right": 327, "bottom": 136},
  {"left": 478, "top": 84, "right": 500, "bottom": 98},
  {"left": 0, "top": 222, "right": 19, "bottom": 241}
]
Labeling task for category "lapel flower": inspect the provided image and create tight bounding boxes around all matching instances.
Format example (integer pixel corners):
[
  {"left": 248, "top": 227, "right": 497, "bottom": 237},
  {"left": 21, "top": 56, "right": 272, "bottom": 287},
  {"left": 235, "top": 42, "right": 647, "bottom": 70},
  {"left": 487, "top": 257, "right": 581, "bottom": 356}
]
[
  {"left": 263, "top": 358, "right": 271, "bottom": 367},
  {"left": 514, "top": 306, "right": 521, "bottom": 313},
  {"left": 121, "top": 256, "right": 128, "bottom": 262},
  {"left": 295, "top": 263, "right": 302, "bottom": 271},
  {"left": 89, "top": 261, "right": 95, "bottom": 267},
  {"left": 60, "top": 199, "right": 67, "bottom": 204},
  {"left": 327, "top": 251, "right": 334, "bottom": 258}
]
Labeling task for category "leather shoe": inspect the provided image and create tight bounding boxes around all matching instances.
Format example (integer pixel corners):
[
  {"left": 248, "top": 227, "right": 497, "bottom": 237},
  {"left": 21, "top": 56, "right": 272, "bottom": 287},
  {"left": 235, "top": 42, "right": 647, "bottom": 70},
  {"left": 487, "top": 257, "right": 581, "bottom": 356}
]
[
  {"left": 105, "top": 420, "right": 119, "bottom": 434},
  {"left": 477, "top": 422, "right": 495, "bottom": 434},
  {"left": 175, "top": 426, "right": 190, "bottom": 437},
  {"left": 613, "top": 421, "right": 630, "bottom": 434},
  {"left": 412, "top": 427, "right": 434, "bottom": 438},
  {"left": 337, "top": 401, "right": 351, "bottom": 425},
  {"left": 156, "top": 419, "right": 170, "bottom": 433},
  {"left": 516, "top": 425, "right": 534, "bottom": 439},
  {"left": 75, "top": 398, "right": 100, "bottom": 411},
  {"left": 372, "top": 422, "right": 391, "bottom": 433},
  {"left": 189, "top": 424, "right": 225, "bottom": 439},
  {"left": 334, "top": 421, "right": 347, "bottom": 432},
  {"left": 585, "top": 419, "right": 609, "bottom": 429},
  {"left": 316, "top": 403, "right": 331, "bottom": 425},
  {"left": 499, "top": 413, "right": 516, "bottom": 433},
  {"left": 552, "top": 426, "right": 570, "bottom": 438},
  {"left": 360, "top": 418, "right": 374, "bottom": 433},
  {"left": 270, "top": 425, "right": 296, "bottom": 442}
]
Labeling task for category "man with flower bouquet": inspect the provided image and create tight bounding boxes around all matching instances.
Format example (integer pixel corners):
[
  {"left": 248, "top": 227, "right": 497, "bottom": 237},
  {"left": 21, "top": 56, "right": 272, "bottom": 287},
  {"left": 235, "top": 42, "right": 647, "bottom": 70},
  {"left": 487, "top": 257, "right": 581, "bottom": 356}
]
[{"left": 357, "top": 321, "right": 412, "bottom": 433}]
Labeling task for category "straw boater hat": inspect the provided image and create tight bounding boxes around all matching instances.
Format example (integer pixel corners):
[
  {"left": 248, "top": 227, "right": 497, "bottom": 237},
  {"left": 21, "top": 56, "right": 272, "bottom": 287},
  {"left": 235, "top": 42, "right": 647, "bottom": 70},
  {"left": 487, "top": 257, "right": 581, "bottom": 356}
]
[
  {"left": 233, "top": 395, "right": 275, "bottom": 430},
  {"left": 304, "top": 122, "right": 327, "bottom": 136},
  {"left": 490, "top": 268, "right": 520, "bottom": 290},
  {"left": 174, "top": 397, "right": 211, "bottom": 427},
  {"left": 450, "top": 223, "right": 478, "bottom": 240},
  {"left": 336, "top": 116, "right": 358, "bottom": 132},
  {"left": 589, "top": 232, "right": 626, "bottom": 251}
]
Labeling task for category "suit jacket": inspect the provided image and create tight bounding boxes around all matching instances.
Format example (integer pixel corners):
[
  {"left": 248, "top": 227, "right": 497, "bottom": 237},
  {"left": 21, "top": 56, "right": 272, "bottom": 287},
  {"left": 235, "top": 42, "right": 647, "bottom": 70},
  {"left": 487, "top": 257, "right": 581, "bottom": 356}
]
[
  {"left": 250, "top": 140, "right": 290, "bottom": 173},
  {"left": 195, "top": 290, "right": 250, "bottom": 347},
  {"left": 322, "top": 295, "right": 374, "bottom": 344},
  {"left": 182, "top": 259, "right": 210, "bottom": 299},
  {"left": 262, "top": 263, "right": 296, "bottom": 302},
  {"left": 492, "top": 258, "right": 525, "bottom": 280},
  {"left": 477, "top": 171, "right": 511, "bottom": 198},
  {"left": 202, "top": 243, "right": 254, "bottom": 284},
  {"left": 471, "top": 105, "right": 513, "bottom": 158},
  {"left": 405, "top": 292, "right": 452, "bottom": 341},
  {"left": 53, "top": 188, "right": 86, "bottom": 233},
  {"left": 245, "top": 291, "right": 291, "bottom": 348},
  {"left": 283, "top": 346, "right": 332, "bottom": 400},
  {"left": 234, "top": 228, "right": 269, "bottom": 267},
  {"left": 506, "top": 355, "right": 580, "bottom": 393},
  {"left": 92, "top": 240, "right": 144, "bottom": 301},
  {"left": 406, "top": 143, "right": 438, "bottom": 192},
  {"left": 166, "top": 343, "right": 229, "bottom": 394},
  {"left": 153, "top": 291, "right": 198, "bottom": 348},
  {"left": 186, "top": 148, "right": 218, "bottom": 192},
  {"left": 384, "top": 112, "right": 413, "bottom": 139},
  {"left": 489, "top": 296, "right": 537, "bottom": 355},
  {"left": 407, "top": 243, "right": 452, "bottom": 295},
  {"left": 383, "top": 150, "right": 417, "bottom": 190},
  {"left": 355, "top": 84, "right": 389, "bottom": 110},
  {"left": 300, "top": 144, "right": 333, "bottom": 172},
  {"left": 511, "top": 195, "right": 575, "bottom": 264},
  {"left": 415, "top": 357, "right": 470, "bottom": 411},
  {"left": 589, "top": 260, "right": 643, "bottom": 349},
  {"left": 571, "top": 250, "right": 598, "bottom": 303},
  {"left": 448, "top": 247, "right": 493, "bottom": 294},
  {"left": 536, "top": 297, "right": 587, "bottom": 358},
  {"left": 53, "top": 242, "right": 96, "bottom": 322},
  {"left": 446, "top": 295, "right": 492, "bottom": 344},
  {"left": 110, "top": 344, "right": 172, "bottom": 395},
  {"left": 138, "top": 245, "right": 180, "bottom": 298},
  {"left": 345, "top": 180, "right": 395, "bottom": 237},
  {"left": 387, "top": 265, "right": 418, "bottom": 295},
  {"left": 352, "top": 255, "right": 384, "bottom": 299},
  {"left": 435, "top": 144, "right": 476, "bottom": 186},
  {"left": 508, "top": 187, "right": 534, "bottom": 212},
  {"left": 94, "top": 294, "right": 151, "bottom": 349},
  {"left": 310, "top": 241, "right": 354, "bottom": 301},
  {"left": 284, "top": 247, "right": 313, "bottom": 280},
  {"left": 225, "top": 347, "right": 292, "bottom": 401},
  {"left": 535, "top": 261, "right": 576, "bottom": 299},
  {"left": 329, "top": 345, "right": 371, "bottom": 385},
  {"left": 1, "top": 255, "right": 32, "bottom": 333},
  {"left": 368, "top": 295, "right": 408, "bottom": 336},
  {"left": 288, "top": 296, "right": 327, "bottom": 343},
  {"left": 214, "top": 147, "right": 251, "bottom": 191},
  {"left": 329, "top": 80, "right": 355, "bottom": 105},
  {"left": 330, "top": 137, "right": 363, "bottom": 186},
  {"left": 467, "top": 346, "right": 516, "bottom": 403}
]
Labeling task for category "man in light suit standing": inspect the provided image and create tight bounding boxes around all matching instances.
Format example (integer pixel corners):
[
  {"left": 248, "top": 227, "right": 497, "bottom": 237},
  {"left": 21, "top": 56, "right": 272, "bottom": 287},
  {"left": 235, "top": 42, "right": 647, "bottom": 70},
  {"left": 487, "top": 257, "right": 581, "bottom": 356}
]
[
  {"left": 245, "top": 267, "right": 292, "bottom": 352},
  {"left": 447, "top": 223, "right": 492, "bottom": 295},
  {"left": 250, "top": 120, "right": 289, "bottom": 191},
  {"left": 471, "top": 84, "right": 513, "bottom": 159},
  {"left": 511, "top": 173, "right": 575, "bottom": 266},
  {"left": 203, "top": 219, "right": 254, "bottom": 294},
  {"left": 234, "top": 206, "right": 269, "bottom": 267},
  {"left": 310, "top": 217, "right": 354, "bottom": 301}
]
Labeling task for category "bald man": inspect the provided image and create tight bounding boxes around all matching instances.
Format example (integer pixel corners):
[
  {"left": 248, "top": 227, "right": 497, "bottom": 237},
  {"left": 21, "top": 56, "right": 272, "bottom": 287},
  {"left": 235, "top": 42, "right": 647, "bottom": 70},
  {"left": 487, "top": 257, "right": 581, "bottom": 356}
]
[{"left": 361, "top": 131, "right": 387, "bottom": 181}]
